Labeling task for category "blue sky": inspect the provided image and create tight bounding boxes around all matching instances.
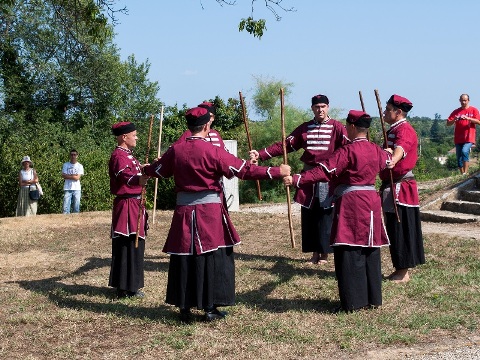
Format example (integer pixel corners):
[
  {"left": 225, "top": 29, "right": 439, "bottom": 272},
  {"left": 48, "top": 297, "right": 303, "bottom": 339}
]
[{"left": 114, "top": 0, "right": 480, "bottom": 120}]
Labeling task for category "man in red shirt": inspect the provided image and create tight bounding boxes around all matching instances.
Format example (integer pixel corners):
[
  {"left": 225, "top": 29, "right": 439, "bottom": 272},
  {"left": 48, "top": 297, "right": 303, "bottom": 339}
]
[{"left": 447, "top": 94, "right": 480, "bottom": 175}]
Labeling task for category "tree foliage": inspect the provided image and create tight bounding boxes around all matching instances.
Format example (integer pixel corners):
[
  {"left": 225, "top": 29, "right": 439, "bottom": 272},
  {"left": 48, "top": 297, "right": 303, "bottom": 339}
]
[{"left": 0, "top": 0, "right": 160, "bottom": 216}]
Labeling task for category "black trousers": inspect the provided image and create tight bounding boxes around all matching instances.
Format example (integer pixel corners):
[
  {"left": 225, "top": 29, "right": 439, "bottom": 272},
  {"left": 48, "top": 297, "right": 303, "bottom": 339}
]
[
  {"left": 334, "top": 246, "right": 382, "bottom": 311},
  {"left": 166, "top": 247, "right": 235, "bottom": 310},
  {"left": 301, "top": 199, "right": 334, "bottom": 254},
  {"left": 108, "top": 235, "right": 145, "bottom": 293},
  {"left": 385, "top": 206, "right": 425, "bottom": 270}
]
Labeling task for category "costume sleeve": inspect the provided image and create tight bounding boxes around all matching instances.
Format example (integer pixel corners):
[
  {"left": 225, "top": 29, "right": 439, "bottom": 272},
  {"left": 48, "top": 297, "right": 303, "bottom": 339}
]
[
  {"left": 294, "top": 147, "right": 348, "bottom": 186},
  {"left": 334, "top": 122, "right": 349, "bottom": 149},
  {"left": 143, "top": 147, "right": 175, "bottom": 179},
  {"left": 258, "top": 123, "right": 305, "bottom": 161},
  {"left": 218, "top": 149, "right": 282, "bottom": 180},
  {"left": 378, "top": 147, "right": 392, "bottom": 170},
  {"left": 111, "top": 154, "right": 141, "bottom": 187},
  {"left": 394, "top": 125, "right": 416, "bottom": 156}
]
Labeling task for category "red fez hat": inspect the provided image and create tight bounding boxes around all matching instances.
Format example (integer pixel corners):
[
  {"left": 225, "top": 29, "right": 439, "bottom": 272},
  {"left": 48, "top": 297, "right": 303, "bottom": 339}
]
[
  {"left": 198, "top": 101, "right": 216, "bottom": 115},
  {"left": 311, "top": 94, "right": 329, "bottom": 106},
  {"left": 186, "top": 107, "right": 211, "bottom": 126},
  {"left": 387, "top": 94, "right": 413, "bottom": 112},
  {"left": 346, "top": 110, "right": 372, "bottom": 128},
  {"left": 112, "top": 121, "right": 136, "bottom": 136}
]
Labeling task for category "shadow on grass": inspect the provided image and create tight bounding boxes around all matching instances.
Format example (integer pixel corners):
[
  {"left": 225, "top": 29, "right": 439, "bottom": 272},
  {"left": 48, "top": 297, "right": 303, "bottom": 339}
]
[
  {"left": 10, "top": 251, "right": 339, "bottom": 320},
  {"left": 8, "top": 255, "right": 180, "bottom": 323},
  {"left": 235, "top": 252, "right": 338, "bottom": 313}
]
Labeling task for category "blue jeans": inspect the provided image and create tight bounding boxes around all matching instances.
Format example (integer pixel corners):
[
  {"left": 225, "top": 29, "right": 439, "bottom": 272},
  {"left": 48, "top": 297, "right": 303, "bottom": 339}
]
[
  {"left": 63, "top": 190, "right": 81, "bottom": 213},
  {"left": 455, "top": 143, "right": 473, "bottom": 168}
]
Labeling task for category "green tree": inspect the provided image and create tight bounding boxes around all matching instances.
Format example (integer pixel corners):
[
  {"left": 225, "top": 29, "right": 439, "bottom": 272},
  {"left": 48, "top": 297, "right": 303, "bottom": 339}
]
[
  {"left": 430, "top": 120, "right": 445, "bottom": 144},
  {"left": 251, "top": 75, "right": 293, "bottom": 119}
]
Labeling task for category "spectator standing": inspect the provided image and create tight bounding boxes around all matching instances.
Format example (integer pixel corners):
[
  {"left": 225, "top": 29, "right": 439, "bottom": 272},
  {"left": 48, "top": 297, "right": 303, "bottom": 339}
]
[
  {"left": 16, "top": 155, "right": 39, "bottom": 216},
  {"left": 62, "top": 149, "right": 84, "bottom": 213},
  {"left": 446, "top": 94, "right": 480, "bottom": 175}
]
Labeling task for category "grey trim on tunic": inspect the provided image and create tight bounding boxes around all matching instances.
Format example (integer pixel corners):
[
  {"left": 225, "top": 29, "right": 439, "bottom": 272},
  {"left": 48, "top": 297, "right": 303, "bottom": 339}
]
[
  {"left": 176, "top": 190, "right": 221, "bottom": 205},
  {"left": 333, "top": 184, "right": 376, "bottom": 198}
]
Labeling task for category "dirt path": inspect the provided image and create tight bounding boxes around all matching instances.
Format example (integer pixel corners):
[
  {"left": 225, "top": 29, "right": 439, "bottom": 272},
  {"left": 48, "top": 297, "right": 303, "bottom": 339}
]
[{"left": 241, "top": 202, "right": 480, "bottom": 240}]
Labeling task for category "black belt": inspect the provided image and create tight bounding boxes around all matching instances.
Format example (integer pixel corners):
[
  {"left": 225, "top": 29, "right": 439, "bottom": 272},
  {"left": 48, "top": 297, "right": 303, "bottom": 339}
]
[{"left": 116, "top": 194, "right": 141, "bottom": 199}]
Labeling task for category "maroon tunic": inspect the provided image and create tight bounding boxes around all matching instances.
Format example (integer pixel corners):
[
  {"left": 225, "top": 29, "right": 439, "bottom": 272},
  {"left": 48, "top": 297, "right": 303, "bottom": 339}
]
[
  {"left": 258, "top": 118, "right": 348, "bottom": 207},
  {"left": 291, "top": 138, "right": 391, "bottom": 247},
  {"left": 109, "top": 146, "right": 147, "bottom": 239},
  {"left": 379, "top": 119, "right": 419, "bottom": 207},
  {"left": 144, "top": 136, "right": 283, "bottom": 254},
  {"left": 175, "top": 129, "right": 226, "bottom": 150}
]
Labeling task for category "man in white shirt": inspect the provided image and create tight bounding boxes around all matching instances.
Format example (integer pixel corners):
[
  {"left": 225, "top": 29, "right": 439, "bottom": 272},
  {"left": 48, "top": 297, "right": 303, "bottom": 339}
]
[{"left": 62, "top": 149, "right": 84, "bottom": 214}]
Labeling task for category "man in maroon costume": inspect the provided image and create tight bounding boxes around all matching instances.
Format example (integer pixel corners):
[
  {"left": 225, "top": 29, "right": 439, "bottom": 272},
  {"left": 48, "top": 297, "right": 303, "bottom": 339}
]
[
  {"left": 175, "top": 102, "right": 230, "bottom": 210},
  {"left": 143, "top": 106, "right": 290, "bottom": 322},
  {"left": 108, "top": 121, "right": 149, "bottom": 298},
  {"left": 381, "top": 94, "right": 424, "bottom": 283},
  {"left": 175, "top": 101, "right": 227, "bottom": 150},
  {"left": 250, "top": 94, "right": 348, "bottom": 265},
  {"left": 284, "top": 110, "right": 391, "bottom": 312}
]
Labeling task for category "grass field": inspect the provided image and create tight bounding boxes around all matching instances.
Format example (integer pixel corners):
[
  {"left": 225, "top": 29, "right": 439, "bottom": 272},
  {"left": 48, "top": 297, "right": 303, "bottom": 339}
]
[{"left": 0, "top": 209, "right": 479, "bottom": 359}]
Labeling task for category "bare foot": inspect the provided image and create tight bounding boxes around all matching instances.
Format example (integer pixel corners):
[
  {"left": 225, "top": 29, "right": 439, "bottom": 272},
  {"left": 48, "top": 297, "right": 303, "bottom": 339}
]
[
  {"left": 389, "top": 269, "right": 410, "bottom": 283},
  {"left": 310, "top": 252, "right": 320, "bottom": 264},
  {"left": 318, "top": 253, "right": 328, "bottom": 264}
]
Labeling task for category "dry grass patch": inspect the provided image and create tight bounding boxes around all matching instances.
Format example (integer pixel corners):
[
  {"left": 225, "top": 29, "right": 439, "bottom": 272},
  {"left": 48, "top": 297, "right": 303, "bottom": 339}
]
[{"left": 0, "top": 211, "right": 478, "bottom": 359}]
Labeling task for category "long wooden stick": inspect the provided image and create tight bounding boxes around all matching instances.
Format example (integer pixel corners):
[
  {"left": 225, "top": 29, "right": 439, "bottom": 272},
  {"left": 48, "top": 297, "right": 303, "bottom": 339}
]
[
  {"left": 152, "top": 106, "right": 164, "bottom": 225},
  {"left": 374, "top": 89, "right": 400, "bottom": 223},
  {"left": 239, "top": 91, "right": 262, "bottom": 201},
  {"left": 359, "top": 90, "right": 370, "bottom": 141},
  {"left": 135, "top": 114, "right": 155, "bottom": 248},
  {"left": 280, "top": 88, "right": 295, "bottom": 248}
]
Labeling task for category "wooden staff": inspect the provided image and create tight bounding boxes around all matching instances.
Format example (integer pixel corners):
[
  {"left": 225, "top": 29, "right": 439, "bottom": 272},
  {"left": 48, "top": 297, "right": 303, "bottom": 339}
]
[
  {"left": 359, "top": 90, "right": 370, "bottom": 141},
  {"left": 152, "top": 106, "right": 164, "bottom": 225},
  {"left": 374, "top": 89, "right": 400, "bottom": 223},
  {"left": 280, "top": 88, "right": 295, "bottom": 248},
  {"left": 135, "top": 114, "right": 155, "bottom": 248},
  {"left": 239, "top": 91, "right": 262, "bottom": 201},
  {"left": 359, "top": 90, "right": 366, "bottom": 111}
]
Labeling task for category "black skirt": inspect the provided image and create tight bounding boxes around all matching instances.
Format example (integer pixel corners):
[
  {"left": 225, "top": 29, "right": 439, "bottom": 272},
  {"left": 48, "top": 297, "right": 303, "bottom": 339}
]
[
  {"left": 334, "top": 246, "right": 382, "bottom": 311},
  {"left": 166, "top": 247, "right": 235, "bottom": 310},
  {"left": 385, "top": 206, "right": 425, "bottom": 270},
  {"left": 301, "top": 199, "right": 334, "bottom": 254},
  {"left": 108, "top": 235, "right": 145, "bottom": 292}
]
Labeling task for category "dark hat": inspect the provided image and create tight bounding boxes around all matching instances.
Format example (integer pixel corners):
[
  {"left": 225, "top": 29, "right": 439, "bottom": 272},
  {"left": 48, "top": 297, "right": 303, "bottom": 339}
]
[
  {"left": 186, "top": 107, "right": 211, "bottom": 126},
  {"left": 198, "top": 101, "right": 216, "bottom": 115},
  {"left": 311, "top": 94, "right": 329, "bottom": 106},
  {"left": 387, "top": 94, "right": 413, "bottom": 112},
  {"left": 346, "top": 110, "right": 372, "bottom": 128},
  {"left": 112, "top": 121, "right": 136, "bottom": 136}
]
